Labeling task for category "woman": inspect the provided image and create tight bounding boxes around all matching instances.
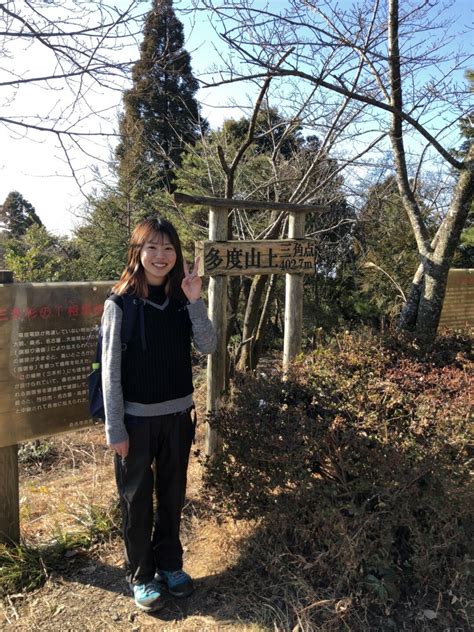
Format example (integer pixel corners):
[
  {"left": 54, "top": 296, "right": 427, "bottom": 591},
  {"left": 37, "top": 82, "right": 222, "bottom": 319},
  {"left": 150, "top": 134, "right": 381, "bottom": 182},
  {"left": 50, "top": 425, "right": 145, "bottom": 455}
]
[{"left": 101, "top": 217, "right": 216, "bottom": 612}]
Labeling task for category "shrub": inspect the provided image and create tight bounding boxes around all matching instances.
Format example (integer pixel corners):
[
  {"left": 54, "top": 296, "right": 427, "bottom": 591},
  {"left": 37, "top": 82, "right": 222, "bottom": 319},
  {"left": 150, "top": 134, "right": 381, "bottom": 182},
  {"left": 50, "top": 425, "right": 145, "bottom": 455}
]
[{"left": 204, "top": 330, "right": 473, "bottom": 630}]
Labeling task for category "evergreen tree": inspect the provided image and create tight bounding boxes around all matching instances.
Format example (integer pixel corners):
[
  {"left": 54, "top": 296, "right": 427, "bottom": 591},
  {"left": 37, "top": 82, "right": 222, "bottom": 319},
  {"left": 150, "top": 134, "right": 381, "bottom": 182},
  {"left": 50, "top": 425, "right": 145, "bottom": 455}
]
[
  {"left": 116, "top": 0, "right": 204, "bottom": 197},
  {"left": 72, "top": 186, "right": 191, "bottom": 281},
  {"left": 4, "top": 224, "right": 80, "bottom": 282},
  {"left": 354, "top": 176, "right": 423, "bottom": 320},
  {"left": 0, "top": 191, "right": 43, "bottom": 238},
  {"left": 225, "top": 108, "right": 303, "bottom": 159},
  {"left": 73, "top": 191, "right": 132, "bottom": 281},
  {"left": 457, "top": 71, "right": 474, "bottom": 158}
]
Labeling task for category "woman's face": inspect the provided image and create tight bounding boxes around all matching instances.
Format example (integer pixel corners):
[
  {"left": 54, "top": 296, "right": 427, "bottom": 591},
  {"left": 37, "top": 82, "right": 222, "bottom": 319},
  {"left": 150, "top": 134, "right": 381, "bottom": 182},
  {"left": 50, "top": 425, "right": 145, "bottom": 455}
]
[{"left": 140, "top": 231, "right": 177, "bottom": 286}]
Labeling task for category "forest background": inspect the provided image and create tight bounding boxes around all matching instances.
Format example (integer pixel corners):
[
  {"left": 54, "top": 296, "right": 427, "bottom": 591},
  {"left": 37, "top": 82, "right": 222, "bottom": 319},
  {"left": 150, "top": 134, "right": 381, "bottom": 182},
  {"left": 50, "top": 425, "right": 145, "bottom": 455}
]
[
  {"left": 0, "top": 1, "right": 472, "bottom": 630},
  {"left": 0, "top": 0, "right": 473, "bottom": 345}
]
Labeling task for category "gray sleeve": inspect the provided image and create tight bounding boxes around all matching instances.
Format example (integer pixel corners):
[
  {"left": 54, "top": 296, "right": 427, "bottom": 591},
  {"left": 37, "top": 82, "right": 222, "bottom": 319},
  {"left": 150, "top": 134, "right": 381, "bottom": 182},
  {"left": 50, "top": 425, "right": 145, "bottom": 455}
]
[
  {"left": 187, "top": 298, "right": 217, "bottom": 354},
  {"left": 101, "top": 300, "right": 128, "bottom": 446}
]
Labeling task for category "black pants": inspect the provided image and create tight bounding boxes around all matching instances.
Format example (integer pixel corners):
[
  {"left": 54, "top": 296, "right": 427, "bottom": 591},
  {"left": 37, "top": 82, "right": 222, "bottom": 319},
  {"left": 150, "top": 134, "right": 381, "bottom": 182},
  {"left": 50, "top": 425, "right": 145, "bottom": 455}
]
[{"left": 114, "top": 410, "right": 195, "bottom": 585}]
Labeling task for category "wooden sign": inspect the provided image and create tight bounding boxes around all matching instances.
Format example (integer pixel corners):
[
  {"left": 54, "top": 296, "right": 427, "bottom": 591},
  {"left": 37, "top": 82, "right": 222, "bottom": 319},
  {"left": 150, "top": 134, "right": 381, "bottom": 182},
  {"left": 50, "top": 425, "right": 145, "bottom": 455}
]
[
  {"left": 196, "top": 240, "right": 317, "bottom": 276},
  {"left": 0, "top": 281, "right": 113, "bottom": 447}
]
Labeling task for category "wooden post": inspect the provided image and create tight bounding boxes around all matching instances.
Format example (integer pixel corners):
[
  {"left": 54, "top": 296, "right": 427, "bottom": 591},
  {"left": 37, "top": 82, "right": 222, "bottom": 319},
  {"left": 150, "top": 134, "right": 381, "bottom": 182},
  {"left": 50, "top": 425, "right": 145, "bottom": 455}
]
[
  {"left": 0, "top": 270, "right": 20, "bottom": 544},
  {"left": 206, "top": 207, "right": 228, "bottom": 457},
  {"left": 283, "top": 213, "right": 306, "bottom": 369}
]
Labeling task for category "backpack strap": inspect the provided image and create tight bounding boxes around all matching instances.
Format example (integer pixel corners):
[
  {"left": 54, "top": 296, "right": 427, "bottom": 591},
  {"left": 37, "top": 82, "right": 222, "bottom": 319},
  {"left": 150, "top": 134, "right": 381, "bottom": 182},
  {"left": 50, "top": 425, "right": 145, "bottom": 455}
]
[
  {"left": 121, "top": 294, "right": 147, "bottom": 351},
  {"left": 106, "top": 293, "right": 146, "bottom": 352}
]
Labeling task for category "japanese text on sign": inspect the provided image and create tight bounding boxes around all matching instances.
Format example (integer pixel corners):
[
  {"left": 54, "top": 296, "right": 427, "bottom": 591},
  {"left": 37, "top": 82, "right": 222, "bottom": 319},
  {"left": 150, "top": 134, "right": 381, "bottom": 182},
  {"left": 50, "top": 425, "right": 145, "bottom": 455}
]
[
  {"left": 196, "top": 240, "right": 317, "bottom": 276},
  {"left": 0, "top": 302, "right": 103, "bottom": 322},
  {"left": 0, "top": 282, "right": 111, "bottom": 447}
]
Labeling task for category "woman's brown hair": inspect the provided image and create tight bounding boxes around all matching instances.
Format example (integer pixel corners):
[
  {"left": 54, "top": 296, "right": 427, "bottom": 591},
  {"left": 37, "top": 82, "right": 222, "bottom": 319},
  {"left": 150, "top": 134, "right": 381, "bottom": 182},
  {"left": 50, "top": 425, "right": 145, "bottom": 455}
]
[{"left": 112, "top": 217, "right": 186, "bottom": 299}]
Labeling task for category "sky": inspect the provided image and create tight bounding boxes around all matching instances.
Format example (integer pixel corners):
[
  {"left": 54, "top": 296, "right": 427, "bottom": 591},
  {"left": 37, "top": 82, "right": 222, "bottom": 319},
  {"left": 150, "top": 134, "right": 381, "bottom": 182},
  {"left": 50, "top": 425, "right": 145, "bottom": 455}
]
[
  {"left": 0, "top": 1, "right": 247, "bottom": 236},
  {"left": 0, "top": 0, "right": 472, "bottom": 237}
]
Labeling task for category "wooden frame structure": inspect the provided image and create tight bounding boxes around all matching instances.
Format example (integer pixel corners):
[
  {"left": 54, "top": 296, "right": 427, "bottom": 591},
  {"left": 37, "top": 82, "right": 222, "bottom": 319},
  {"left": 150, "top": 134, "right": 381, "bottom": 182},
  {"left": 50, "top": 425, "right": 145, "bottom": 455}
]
[{"left": 174, "top": 193, "right": 334, "bottom": 457}]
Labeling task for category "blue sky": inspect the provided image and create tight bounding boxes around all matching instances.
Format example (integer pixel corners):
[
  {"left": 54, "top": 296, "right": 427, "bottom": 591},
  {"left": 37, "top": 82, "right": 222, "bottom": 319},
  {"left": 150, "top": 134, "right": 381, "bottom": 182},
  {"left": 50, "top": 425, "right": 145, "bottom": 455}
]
[{"left": 0, "top": 0, "right": 472, "bottom": 236}]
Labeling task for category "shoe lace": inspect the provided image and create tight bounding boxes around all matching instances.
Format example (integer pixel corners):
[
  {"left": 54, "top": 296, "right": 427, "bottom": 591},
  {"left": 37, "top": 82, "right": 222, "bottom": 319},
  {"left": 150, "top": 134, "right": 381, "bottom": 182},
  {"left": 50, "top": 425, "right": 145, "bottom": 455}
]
[
  {"left": 162, "top": 569, "right": 187, "bottom": 583},
  {"left": 143, "top": 582, "right": 159, "bottom": 596}
]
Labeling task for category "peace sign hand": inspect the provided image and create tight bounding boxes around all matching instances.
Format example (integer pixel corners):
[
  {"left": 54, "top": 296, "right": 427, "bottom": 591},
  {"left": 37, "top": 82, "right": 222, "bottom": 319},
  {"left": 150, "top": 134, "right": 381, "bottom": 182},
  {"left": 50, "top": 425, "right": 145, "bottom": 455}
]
[{"left": 181, "top": 257, "right": 202, "bottom": 303}]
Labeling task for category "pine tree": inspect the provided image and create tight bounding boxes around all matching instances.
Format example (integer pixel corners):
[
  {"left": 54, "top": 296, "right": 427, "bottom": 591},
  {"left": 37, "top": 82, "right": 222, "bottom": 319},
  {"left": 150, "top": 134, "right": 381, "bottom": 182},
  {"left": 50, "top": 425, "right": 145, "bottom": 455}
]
[
  {"left": 0, "top": 191, "right": 43, "bottom": 238},
  {"left": 116, "top": 0, "right": 204, "bottom": 197}
]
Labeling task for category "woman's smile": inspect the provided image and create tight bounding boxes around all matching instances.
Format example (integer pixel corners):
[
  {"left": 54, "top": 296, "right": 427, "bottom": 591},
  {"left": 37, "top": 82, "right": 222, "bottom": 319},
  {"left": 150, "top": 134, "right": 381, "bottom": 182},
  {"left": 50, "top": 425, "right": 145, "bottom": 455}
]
[{"left": 140, "top": 234, "right": 177, "bottom": 285}]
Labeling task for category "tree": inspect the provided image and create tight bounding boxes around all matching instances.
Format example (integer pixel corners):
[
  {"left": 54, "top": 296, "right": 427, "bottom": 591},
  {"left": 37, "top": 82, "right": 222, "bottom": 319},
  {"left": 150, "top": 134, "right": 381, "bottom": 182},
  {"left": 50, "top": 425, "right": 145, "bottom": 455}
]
[
  {"left": 198, "top": 0, "right": 473, "bottom": 343},
  {"left": 224, "top": 107, "right": 303, "bottom": 159},
  {"left": 72, "top": 191, "right": 133, "bottom": 281},
  {"left": 355, "top": 176, "right": 421, "bottom": 320},
  {"left": 116, "top": 0, "right": 205, "bottom": 197},
  {"left": 452, "top": 71, "right": 474, "bottom": 269},
  {"left": 1, "top": 1, "right": 146, "bottom": 184},
  {"left": 0, "top": 191, "right": 43, "bottom": 238},
  {"left": 176, "top": 99, "right": 349, "bottom": 369},
  {"left": 3, "top": 223, "right": 80, "bottom": 282},
  {"left": 175, "top": 119, "right": 274, "bottom": 221}
]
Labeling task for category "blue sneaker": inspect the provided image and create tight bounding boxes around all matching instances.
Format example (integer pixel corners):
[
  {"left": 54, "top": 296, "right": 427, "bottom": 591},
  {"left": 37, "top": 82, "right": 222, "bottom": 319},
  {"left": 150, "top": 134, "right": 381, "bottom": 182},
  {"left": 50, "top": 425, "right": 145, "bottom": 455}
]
[
  {"left": 155, "top": 569, "right": 194, "bottom": 598},
  {"left": 130, "top": 580, "right": 163, "bottom": 612}
]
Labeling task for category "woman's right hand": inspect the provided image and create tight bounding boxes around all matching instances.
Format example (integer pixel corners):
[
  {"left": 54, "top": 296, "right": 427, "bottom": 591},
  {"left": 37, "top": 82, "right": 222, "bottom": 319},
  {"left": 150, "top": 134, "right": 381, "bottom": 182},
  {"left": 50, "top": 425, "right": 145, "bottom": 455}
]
[{"left": 110, "top": 439, "right": 129, "bottom": 458}]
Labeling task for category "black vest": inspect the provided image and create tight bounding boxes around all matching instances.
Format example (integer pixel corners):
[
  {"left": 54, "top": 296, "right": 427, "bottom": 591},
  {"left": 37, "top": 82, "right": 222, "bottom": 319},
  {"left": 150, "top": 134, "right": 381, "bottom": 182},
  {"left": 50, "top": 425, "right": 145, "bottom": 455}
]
[{"left": 111, "top": 286, "right": 193, "bottom": 404}]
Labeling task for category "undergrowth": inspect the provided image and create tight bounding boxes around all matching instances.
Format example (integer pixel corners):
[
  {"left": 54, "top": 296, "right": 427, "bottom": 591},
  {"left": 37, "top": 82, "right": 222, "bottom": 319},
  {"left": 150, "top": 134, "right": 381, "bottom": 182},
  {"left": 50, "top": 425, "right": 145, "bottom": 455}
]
[
  {"left": 18, "top": 440, "right": 58, "bottom": 474},
  {"left": 0, "top": 501, "right": 120, "bottom": 597},
  {"left": 204, "top": 330, "right": 473, "bottom": 631}
]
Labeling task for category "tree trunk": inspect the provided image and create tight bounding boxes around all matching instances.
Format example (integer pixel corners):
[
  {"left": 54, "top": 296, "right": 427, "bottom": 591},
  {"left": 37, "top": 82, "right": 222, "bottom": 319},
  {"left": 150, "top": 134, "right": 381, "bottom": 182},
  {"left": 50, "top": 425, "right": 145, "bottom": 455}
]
[
  {"left": 398, "top": 262, "right": 424, "bottom": 330},
  {"left": 412, "top": 258, "right": 450, "bottom": 342},
  {"left": 237, "top": 274, "right": 268, "bottom": 371},
  {"left": 253, "top": 273, "right": 278, "bottom": 367},
  {"left": 399, "top": 144, "right": 474, "bottom": 340}
]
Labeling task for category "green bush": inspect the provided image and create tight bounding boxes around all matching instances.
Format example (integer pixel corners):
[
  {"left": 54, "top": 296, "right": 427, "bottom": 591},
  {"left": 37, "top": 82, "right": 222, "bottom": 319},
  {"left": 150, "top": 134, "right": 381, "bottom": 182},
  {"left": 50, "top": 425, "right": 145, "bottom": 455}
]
[{"left": 205, "top": 330, "right": 473, "bottom": 630}]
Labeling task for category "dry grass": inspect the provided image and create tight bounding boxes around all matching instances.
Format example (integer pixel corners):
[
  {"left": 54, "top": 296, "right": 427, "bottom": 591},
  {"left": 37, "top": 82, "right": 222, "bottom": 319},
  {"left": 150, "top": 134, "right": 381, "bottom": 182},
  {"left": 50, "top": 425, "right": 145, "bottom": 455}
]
[
  {"left": 1, "top": 386, "right": 273, "bottom": 631},
  {"left": 18, "top": 429, "right": 116, "bottom": 545}
]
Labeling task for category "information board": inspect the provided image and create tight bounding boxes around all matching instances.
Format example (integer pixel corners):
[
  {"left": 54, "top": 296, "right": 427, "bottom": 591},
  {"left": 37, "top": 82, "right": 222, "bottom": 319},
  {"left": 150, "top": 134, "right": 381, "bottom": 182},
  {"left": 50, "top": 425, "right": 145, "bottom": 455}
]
[{"left": 0, "top": 282, "right": 113, "bottom": 447}]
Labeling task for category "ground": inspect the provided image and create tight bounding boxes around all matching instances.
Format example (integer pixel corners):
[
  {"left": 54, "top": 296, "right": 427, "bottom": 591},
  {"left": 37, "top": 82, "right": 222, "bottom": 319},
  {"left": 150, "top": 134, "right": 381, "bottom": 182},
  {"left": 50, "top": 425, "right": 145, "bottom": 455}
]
[
  {"left": 3, "top": 338, "right": 470, "bottom": 632},
  {"left": 0, "top": 393, "right": 265, "bottom": 632}
]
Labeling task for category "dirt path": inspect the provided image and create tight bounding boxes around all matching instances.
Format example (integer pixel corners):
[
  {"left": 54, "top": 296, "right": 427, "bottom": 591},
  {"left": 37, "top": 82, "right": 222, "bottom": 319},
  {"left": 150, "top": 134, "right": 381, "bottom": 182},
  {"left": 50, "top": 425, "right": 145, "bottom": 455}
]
[{"left": 1, "top": 422, "right": 263, "bottom": 632}]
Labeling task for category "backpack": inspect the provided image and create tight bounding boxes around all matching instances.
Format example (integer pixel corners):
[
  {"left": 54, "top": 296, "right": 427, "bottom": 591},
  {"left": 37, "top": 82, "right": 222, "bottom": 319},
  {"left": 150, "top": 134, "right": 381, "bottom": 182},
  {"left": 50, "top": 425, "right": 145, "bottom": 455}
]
[{"left": 87, "top": 294, "right": 141, "bottom": 420}]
